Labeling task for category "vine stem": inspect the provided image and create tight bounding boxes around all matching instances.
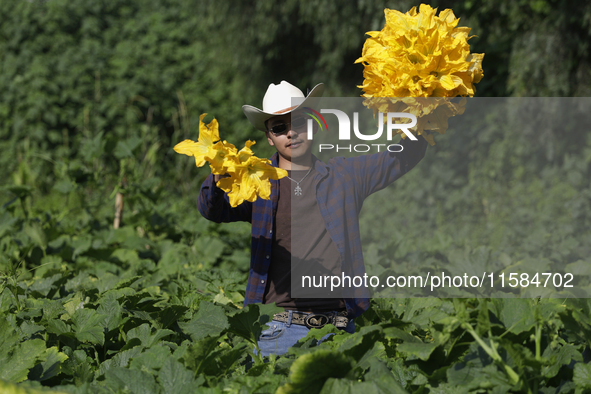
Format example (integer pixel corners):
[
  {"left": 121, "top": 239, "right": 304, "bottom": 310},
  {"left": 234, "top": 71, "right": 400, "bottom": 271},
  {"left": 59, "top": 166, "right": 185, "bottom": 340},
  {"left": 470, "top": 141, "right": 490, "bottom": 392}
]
[
  {"left": 535, "top": 323, "right": 542, "bottom": 361},
  {"left": 462, "top": 323, "right": 524, "bottom": 390}
]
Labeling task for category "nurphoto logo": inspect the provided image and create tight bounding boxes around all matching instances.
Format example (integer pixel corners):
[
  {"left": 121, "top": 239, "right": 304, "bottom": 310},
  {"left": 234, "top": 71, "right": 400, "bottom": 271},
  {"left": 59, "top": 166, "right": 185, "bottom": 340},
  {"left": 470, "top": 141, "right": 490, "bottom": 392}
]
[{"left": 306, "top": 109, "right": 418, "bottom": 153}]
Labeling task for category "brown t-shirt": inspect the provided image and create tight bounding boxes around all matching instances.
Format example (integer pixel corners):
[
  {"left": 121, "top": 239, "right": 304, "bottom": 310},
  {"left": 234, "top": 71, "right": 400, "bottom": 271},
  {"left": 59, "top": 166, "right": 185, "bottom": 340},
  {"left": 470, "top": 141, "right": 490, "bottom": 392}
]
[{"left": 263, "top": 168, "right": 346, "bottom": 312}]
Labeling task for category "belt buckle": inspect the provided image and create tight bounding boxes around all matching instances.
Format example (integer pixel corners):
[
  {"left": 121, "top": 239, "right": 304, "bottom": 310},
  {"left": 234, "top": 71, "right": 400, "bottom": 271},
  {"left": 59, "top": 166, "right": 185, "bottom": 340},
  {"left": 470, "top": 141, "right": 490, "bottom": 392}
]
[{"left": 304, "top": 313, "right": 331, "bottom": 328}]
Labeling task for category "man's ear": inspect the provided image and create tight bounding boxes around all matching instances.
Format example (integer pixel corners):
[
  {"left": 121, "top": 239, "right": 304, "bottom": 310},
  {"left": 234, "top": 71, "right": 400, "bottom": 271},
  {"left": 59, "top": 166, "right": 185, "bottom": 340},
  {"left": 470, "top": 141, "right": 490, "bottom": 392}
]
[{"left": 265, "top": 131, "right": 275, "bottom": 146}]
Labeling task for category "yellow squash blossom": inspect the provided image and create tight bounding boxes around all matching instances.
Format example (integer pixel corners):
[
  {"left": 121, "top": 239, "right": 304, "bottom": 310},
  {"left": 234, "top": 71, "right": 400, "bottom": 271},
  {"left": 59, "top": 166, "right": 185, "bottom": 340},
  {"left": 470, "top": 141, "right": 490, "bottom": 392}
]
[
  {"left": 237, "top": 140, "right": 256, "bottom": 162},
  {"left": 219, "top": 142, "right": 288, "bottom": 204},
  {"left": 173, "top": 114, "right": 220, "bottom": 166},
  {"left": 356, "top": 4, "right": 484, "bottom": 144},
  {"left": 217, "top": 177, "right": 245, "bottom": 208},
  {"left": 205, "top": 140, "right": 238, "bottom": 174},
  {"left": 174, "top": 116, "right": 287, "bottom": 207}
]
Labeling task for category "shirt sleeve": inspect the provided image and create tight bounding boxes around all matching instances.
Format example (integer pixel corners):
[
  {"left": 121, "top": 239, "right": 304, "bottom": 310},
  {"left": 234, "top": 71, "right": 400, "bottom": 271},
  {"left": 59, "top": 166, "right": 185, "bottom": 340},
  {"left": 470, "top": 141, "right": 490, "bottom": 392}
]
[
  {"left": 197, "top": 174, "right": 253, "bottom": 223},
  {"left": 350, "top": 136, "right": 428, "bottom": 199}
]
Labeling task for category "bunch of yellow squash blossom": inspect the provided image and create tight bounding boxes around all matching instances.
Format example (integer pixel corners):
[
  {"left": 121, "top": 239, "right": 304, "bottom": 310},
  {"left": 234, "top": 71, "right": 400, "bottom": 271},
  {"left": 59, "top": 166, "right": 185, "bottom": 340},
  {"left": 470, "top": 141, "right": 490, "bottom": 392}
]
[
  {"left": 356, "top": 4, "right": 484, "bottom": 145},
  {"left": 174, "top": 114, "right": 287, "bottom": 207}
]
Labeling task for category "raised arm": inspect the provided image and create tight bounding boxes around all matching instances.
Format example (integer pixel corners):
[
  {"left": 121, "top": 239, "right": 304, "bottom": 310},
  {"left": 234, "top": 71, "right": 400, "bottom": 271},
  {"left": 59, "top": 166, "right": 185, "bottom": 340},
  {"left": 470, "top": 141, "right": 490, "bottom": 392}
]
[{"left": 351, "top": 136, "right": 428, "bottom": 199}]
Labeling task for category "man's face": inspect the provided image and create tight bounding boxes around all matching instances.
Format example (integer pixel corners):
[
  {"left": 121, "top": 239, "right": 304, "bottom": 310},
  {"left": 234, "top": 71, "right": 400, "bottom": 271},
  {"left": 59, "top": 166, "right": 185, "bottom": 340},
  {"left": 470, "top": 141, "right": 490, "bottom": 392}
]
[{"left": 265, "top": 114, "right": 313, "bottom": 165}]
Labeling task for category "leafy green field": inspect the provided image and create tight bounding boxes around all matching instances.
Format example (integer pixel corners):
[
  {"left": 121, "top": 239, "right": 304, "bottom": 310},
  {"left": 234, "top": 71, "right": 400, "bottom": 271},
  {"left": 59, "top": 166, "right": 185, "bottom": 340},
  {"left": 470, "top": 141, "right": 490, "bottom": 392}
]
[
  {"left": 2, "top": 97, "right": 591, "bottom": 391},
  {"left": 2, "top": 239, "right": 591, "bottom": 393}
]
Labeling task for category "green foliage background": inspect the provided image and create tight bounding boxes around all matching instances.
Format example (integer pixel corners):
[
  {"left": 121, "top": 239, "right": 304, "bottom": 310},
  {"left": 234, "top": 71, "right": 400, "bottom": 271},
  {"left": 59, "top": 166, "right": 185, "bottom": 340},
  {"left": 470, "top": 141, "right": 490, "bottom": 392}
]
[{"left": 1, "top": 0, "right": 591, "bottom": 393}]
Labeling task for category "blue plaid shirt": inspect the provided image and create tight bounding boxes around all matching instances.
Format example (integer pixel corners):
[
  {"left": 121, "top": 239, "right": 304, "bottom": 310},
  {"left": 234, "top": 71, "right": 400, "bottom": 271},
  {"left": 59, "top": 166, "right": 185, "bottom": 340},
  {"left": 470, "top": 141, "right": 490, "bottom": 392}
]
[{"left": 198, "top": 138, "right": 427, "bottom": 318}]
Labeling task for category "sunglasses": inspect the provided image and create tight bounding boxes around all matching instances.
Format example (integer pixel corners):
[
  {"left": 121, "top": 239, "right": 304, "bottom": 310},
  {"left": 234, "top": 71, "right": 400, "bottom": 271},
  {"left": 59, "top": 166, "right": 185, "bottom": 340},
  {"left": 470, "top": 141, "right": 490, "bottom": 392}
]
[{"left": 267, "top": 117, "right": 307, "bottom": 136}]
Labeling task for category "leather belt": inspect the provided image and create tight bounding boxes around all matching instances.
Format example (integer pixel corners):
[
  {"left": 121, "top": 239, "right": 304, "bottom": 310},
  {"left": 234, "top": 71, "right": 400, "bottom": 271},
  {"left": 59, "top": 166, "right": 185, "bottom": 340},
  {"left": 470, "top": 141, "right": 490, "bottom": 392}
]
[{"left": 272, "top": 311, "right": 349, "bottom": 329}]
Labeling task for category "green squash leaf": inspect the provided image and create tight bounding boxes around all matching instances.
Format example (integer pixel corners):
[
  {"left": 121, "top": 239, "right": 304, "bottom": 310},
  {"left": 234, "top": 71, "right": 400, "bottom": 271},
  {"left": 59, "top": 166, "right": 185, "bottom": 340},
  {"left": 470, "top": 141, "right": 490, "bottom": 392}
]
[{"left": 178, "top": 301, "right": 229, "bottom": 342}]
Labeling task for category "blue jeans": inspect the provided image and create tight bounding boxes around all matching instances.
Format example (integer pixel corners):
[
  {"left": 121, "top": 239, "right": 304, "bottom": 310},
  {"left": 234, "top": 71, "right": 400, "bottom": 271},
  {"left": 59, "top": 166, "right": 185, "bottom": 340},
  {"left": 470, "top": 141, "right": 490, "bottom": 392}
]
[{"left": 257, "top": 313, "right": 355, "bottom": 357}]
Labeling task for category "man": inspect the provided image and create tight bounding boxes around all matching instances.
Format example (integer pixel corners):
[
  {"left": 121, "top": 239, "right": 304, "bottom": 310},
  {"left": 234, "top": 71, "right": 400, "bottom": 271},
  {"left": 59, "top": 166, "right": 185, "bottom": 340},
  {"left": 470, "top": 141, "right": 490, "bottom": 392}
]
[{"left": 198, "top": 81, "right": 427, "bottom": 356}]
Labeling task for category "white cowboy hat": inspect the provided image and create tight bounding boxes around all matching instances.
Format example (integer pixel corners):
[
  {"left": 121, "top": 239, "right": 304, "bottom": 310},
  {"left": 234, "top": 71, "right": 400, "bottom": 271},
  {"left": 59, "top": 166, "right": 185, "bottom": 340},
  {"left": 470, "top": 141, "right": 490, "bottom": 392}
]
[{"left": 242, "top": 81, "right": 324, "bottom": 131}]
